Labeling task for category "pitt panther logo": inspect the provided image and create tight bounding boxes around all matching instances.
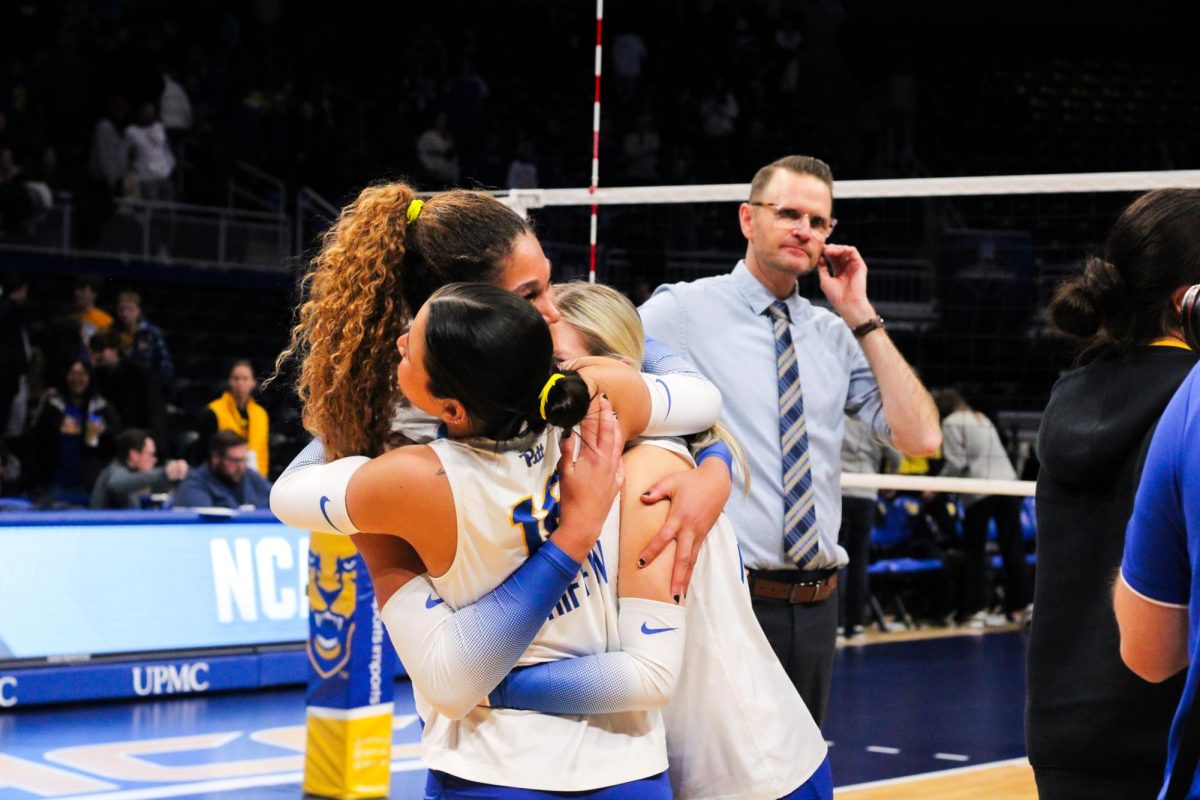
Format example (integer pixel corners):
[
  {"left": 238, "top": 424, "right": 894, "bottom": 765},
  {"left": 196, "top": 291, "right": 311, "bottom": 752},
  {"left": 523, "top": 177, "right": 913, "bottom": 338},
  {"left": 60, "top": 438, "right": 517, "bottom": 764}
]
[{"left": 307, "top": 547, "right": 360, "bottom": 678}]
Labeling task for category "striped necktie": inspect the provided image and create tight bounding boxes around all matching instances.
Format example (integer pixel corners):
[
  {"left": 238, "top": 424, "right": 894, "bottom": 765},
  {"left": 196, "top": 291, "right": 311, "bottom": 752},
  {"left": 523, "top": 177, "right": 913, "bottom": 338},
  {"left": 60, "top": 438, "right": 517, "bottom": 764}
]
[{"left": 767, "top": 300, "right": 820, "bottom": 566}]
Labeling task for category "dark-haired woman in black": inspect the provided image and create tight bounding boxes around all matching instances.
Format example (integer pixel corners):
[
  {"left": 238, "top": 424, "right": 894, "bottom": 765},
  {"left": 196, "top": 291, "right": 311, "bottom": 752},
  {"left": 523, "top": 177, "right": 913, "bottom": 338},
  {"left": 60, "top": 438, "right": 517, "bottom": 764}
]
[{"left": 1027, "top": 188, "right": 1200, "bottom": 798}]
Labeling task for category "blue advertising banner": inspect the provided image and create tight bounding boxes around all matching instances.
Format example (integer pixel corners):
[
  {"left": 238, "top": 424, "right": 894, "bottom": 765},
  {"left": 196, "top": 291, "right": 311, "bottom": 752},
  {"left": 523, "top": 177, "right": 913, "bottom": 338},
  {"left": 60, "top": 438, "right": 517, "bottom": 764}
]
[{"left": 0, "top": 511, "right": 308, "bottom": 660}]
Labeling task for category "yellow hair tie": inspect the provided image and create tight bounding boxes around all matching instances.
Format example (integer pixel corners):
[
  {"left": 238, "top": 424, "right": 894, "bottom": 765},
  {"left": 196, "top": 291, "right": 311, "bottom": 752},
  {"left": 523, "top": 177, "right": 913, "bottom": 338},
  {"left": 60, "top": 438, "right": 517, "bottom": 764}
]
[
  {"left": 538, "top": 373, "right": 566, "bottom": 420},
  {"left": 406, "top": 198, "right": 425, "bottom": 223}
]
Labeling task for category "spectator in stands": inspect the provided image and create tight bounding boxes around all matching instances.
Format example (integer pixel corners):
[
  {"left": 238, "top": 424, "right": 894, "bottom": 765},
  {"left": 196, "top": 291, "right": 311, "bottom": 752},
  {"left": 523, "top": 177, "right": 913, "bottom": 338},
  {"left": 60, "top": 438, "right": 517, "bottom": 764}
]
[
  {"left": 159, "top": 69, "right": 193, "bottom": 153},
  {"left": 505, "top": 138, "right": 538, "bottom": 190},
  {"left": 838, "top": 416, "right": 896, "bottom": 640},
  {"left": 89, "top": 331, "right": 166, "bottom": 445},
  {"left": 114, "top": 290, "right": 174, "bottom": 386},
  {"left": 0, "top": 272, "right": 31, "bottom": 440},
  {"left": 74, "top": 275, "right": 112, "bottom": 346},
  {"left": 88, "top": 95, "right": 129, "bottom": 194},
  {"left": 612, "top": 29, "right": 648, "bottom": 104},
  {"left": 123, "top": 102, "right": 176, "bottom": 202},
  {"left": 933, "top": 388, "right": 1029, "bottom": 627},
  {"left": 0, "top": 147, "right": 36, "bottom": 234},
  {"left": 699, "top": 79, "right": 740, "bottom": 140},
  {"left": 1027, "top": 188, "right": 1200, "bottom": 799},
  {"left": 90, "top": 427, "right": 187, "bottom": 509},
  {"left": 416, "top": 112, "right": 459, "bottom": 187},
  {"left": 442, "top": 57, "right": 488, "bottom": 152},
  {"left": 623, "top": 112, "right": 661, "bottom": 183},
  {"left": 198, "top": 359, "right": 270, "bottom": 475},
  {"left": 174, "top": 430, "right": 271, "bottom": 509},
  {"left": 29, "top": 360, "right": 119, "bottom": 506},
  {"left": 0, "top": 271, "right": 29, "bottom": 497}
]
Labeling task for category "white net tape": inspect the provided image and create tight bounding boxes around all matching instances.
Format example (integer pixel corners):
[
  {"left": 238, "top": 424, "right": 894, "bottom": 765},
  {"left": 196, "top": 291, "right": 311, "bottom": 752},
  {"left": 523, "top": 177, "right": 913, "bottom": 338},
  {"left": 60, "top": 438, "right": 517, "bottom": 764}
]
[
  {"left": 502, "top": 169, "right": 1200, "bottom": 213},
  {"left": 842, "top": 473, "right": 1035, "bottom": 498}
]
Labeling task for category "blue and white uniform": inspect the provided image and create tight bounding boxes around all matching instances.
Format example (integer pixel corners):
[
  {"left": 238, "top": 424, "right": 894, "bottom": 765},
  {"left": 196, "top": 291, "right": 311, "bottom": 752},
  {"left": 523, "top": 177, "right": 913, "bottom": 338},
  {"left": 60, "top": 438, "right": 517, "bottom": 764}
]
[
  {"left": 489, "top": 439, "right": 830, "bottom": 800},
  {"left": 418, "top": 428, "right": 667, "bottom": 791}
]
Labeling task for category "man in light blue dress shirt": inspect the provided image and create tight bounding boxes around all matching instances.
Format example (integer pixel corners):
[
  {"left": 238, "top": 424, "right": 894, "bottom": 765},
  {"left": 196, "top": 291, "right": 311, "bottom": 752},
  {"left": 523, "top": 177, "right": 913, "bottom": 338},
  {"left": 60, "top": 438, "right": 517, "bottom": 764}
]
[{"left": 640, "top": 155, "right": 940, "bottom": 724}]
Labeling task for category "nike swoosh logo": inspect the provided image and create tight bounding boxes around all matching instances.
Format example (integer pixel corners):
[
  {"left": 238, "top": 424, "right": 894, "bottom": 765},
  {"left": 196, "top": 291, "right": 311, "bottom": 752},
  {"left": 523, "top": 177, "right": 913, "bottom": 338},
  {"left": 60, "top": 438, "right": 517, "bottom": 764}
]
[
  {"left": 654, "top": 378, "right": 672, "bottom": 418},
  {"left": 425, "top": 595, "right": 446, "bottom": 609},
  {"left": 319, "top": 496, "right": 341, "bottom": 532},
  {"left": 641, "top": 622, "right": 677, "bottom": 635}
]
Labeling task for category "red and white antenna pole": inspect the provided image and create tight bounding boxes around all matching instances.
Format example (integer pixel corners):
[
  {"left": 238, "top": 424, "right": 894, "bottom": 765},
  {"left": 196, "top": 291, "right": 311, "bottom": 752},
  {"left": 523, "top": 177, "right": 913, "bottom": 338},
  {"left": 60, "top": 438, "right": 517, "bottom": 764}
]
[{"left": 588, "top": 0, "right": 604, "bottom": 283}]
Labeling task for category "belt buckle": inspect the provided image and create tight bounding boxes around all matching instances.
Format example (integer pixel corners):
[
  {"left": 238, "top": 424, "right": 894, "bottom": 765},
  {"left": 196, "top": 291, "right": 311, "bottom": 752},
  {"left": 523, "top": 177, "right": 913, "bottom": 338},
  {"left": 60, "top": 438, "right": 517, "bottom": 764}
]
[{"left": 788, "top": 581, "right": 821, "bottom": 604}]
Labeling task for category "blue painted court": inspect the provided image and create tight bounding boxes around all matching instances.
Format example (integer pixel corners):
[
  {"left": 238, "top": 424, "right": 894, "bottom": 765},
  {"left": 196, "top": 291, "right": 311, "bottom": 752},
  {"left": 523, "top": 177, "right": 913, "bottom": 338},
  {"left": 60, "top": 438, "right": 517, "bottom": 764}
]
[{"left": 0, "top": 632, "right": 1028, "bottom": 798}]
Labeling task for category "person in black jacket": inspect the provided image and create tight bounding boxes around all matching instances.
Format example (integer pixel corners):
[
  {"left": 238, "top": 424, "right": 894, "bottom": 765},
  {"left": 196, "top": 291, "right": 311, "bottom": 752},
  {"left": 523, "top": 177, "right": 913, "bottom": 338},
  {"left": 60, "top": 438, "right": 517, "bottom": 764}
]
[
  {"left": 29, "top": 359, "right": 120, "bottom": 506},
  {"left": 88, "top": 330, "right": 166, "bottom": 447},
  {"left": 1027, "top": 188, "right": 1200, "bottom": 798}
]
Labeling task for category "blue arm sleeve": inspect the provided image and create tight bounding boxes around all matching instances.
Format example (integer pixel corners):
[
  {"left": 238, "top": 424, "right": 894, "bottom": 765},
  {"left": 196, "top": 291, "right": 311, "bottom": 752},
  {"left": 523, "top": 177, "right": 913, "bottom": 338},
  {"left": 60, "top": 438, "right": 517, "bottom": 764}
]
[
  {"left": 695, "top": 440, "right": 733, "bottom": 473},
  {"left": 488, "top": 597, "right": 687, "bottom": 715},
  {"left": 382, "top": 539, "right": 585, "bottom": 719},
  {"left": 490, "top": 654, "right": 640, "bottom": 714}
]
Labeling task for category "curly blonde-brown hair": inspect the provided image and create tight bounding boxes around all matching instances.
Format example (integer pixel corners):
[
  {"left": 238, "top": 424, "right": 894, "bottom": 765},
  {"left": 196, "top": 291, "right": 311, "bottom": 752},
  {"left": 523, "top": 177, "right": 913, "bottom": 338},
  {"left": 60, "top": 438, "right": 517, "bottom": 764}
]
[{"left": 275, "top": 182, "right": 531, "bottom": 459}]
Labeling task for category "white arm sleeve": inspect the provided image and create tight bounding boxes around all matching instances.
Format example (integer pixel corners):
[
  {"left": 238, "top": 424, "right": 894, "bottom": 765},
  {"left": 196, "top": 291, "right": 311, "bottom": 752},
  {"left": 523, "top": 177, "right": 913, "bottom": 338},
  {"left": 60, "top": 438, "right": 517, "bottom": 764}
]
[
  {"left": 640, "top": 372, "right": 723, "bottom": 437},
  {"left": 269, "top": 452, "right": 369, "bottom": 534},
  {"left": 381, "top": 576, "right": 481, "bottom": 719},
  {"left": 610, "top": 597, "right": 688, "bottom": 707}
]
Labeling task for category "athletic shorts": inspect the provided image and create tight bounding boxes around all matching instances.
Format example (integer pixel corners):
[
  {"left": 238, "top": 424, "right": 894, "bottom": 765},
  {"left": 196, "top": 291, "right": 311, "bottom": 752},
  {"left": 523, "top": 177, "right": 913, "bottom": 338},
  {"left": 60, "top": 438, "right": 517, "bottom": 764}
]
[{"left": 779, "top": 755, "right": 833, "bottom": 800}]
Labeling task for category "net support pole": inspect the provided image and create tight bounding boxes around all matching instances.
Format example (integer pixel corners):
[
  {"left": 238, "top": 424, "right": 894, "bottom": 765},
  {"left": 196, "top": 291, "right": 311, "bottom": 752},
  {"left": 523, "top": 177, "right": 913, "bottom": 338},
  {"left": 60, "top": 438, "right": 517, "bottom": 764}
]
[{"left": 588, "top": 0, "right": 604, "bottom": 283}]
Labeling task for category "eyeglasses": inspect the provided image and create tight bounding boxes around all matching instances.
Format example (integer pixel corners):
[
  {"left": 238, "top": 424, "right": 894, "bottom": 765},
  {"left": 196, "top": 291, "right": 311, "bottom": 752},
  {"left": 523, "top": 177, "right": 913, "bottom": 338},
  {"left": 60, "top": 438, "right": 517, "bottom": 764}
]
[{"left": 748, "top": 201, "right": 837, "bottom": 238}]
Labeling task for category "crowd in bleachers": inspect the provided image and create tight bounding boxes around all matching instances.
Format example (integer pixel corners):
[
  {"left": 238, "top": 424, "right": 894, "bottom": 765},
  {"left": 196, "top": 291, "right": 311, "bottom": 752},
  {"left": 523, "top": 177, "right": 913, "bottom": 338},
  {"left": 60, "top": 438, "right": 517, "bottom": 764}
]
[
  {"left": 0, "top": 267, "right": 296, "bottom": 511},
  {"left": 2, "top": 0, "right": 1197, "bottom": 236}
]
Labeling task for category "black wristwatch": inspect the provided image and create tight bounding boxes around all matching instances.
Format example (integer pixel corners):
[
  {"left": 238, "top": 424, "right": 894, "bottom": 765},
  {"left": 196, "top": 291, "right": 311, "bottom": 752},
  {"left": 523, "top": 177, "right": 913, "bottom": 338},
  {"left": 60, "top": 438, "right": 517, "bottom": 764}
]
[{"left": 850, "top": 315, "right": 885, "bottom": 339}]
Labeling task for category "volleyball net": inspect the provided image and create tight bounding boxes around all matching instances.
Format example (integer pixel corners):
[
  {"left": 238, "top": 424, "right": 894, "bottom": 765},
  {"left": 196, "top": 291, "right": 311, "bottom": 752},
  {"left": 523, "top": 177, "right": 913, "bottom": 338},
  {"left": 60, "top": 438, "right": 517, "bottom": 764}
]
[{"left": 505, "top": 169, "right": 1200, "bottom": 487}]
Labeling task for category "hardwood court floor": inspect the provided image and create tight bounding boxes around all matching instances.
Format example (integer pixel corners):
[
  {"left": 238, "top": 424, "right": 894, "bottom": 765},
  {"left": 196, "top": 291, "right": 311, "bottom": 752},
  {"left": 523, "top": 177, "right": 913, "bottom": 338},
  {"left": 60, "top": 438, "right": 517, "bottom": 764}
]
[
  {"left": 837, "top": 758, "right": 1036, "bottom": 799},
  {"left": 823, "top": 630, "right": 1027, "bottom": 788}
]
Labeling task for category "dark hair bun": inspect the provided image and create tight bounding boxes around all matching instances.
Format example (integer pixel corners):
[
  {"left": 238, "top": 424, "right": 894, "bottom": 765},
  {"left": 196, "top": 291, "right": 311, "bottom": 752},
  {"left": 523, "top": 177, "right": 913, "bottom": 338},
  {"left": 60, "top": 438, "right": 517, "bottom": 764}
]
[
  {"left": 539, "top": 370, "right": 592, "bottom": 431},
  {"left": 1047, "top": 256, "right": 1126, "bottom": 340}
]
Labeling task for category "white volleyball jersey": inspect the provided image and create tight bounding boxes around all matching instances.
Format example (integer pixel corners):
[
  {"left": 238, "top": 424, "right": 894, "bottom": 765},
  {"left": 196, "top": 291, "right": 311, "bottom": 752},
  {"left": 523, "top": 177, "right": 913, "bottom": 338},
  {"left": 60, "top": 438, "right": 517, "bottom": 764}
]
[
  {"left": 420, "top": 429, "right": 667, "bottom": 791},
  {"left": 636, "top": 439, "right": 828, "bottom": 800}
]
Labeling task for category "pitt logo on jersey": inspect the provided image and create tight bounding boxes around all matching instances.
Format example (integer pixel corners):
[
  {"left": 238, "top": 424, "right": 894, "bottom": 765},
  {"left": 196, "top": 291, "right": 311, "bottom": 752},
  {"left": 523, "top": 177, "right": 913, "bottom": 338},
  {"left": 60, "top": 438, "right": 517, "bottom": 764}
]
[
  {"left": 307, "top": 548, "right": 359, "bottom": 678},
  {"left": 520, "top": 443, "right": 546, "bottom": 468}
]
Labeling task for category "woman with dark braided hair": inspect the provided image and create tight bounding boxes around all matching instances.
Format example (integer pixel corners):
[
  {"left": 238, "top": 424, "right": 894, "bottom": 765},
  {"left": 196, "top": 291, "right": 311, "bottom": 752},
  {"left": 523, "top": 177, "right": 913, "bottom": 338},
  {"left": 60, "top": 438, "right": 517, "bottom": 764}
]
[{"left": 1027, "top": 188, "right": 1200, "bottom": 798}]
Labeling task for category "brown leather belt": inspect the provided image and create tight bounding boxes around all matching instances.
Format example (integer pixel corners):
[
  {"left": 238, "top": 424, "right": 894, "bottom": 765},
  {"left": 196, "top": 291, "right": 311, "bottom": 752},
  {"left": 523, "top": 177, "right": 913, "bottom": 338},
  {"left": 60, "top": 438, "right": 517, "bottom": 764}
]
[{"left": 748, "top": 569, "right": 838, "bottom": 604}]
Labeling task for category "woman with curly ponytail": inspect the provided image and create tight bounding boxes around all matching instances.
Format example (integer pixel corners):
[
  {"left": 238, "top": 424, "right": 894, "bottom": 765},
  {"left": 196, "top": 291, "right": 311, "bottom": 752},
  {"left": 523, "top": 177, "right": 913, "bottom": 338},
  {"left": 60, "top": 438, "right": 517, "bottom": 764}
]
[
  {"left": 275, "top": 184, "right": 536, "bottom": 460},
  {"left": 275, "top": 182, "right": 732, "bottom": 601},
  {"left": 271, "top": 283, "right": 725, "bottom": 798},
  {"left": 1028, "top": 189, "right": 1200, "bottom": 798}
]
